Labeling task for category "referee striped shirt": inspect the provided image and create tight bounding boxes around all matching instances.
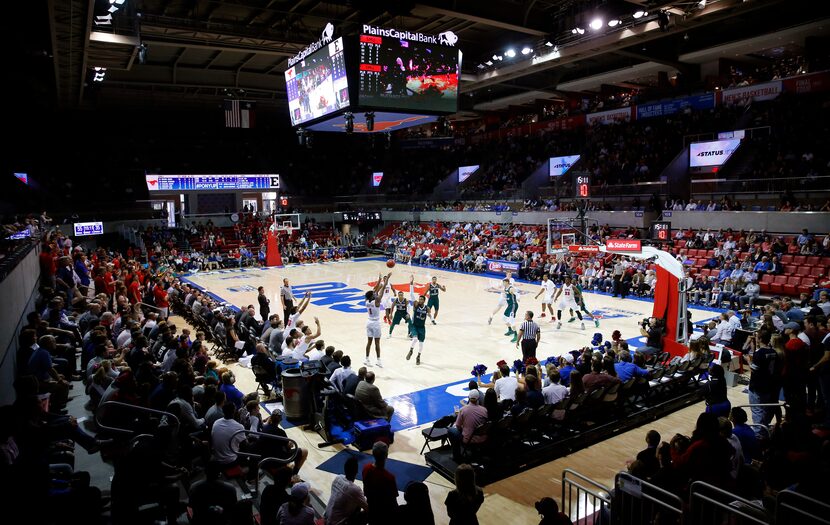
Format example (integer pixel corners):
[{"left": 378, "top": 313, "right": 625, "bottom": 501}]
[{"left": 520, "top": 320, "right": 540, "bottom": 340}]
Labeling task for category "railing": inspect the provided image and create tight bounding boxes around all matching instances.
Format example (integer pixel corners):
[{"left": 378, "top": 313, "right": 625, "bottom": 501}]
[
  {"left": 776, "top": 490, "right": 830, "bottom": 525},
  {"left": 683, "top": 126, "right": 772, "bottom": 148},
  {"left": 614, "top": 471, "right": 684, "bottom": 525},
  {"left": 689, "top": 481, "right": 770, "bottom": 525},
  {"left": 230, "top": 429, "right": 300, "bottom": 495},
  {"left": 561, "top": 468, "right": 612, "bottom": 525},
  {"left": 95, "top": 401, "right": 180, "bottom": 437}
]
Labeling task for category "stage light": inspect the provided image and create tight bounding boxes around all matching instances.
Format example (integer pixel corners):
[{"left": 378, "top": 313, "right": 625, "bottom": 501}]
[
  {"left": 607, "top": 19, "right": 620, "bottom": 27},
  {"left": 365, "top": 112, "right": 375, "bottom": 132},
  {"left": 521, "top": 47, "right": 532, "bottom": 55},
  {"left": 344, "top": 112, "right": 354, "bottom": 134},
  {"left": 633, "top": 10, "right": 646, "bottom": 18},
  {"left": 505, "top": 48, "right": 516, "bottom": 58},
  {"left": 589, "top": 18, "right": 603, "bottom": 31}
]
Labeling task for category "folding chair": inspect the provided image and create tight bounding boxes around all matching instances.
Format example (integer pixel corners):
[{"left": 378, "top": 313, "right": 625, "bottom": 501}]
[{"left": 420, "top": 414, "right": 456, "bottom": 454}]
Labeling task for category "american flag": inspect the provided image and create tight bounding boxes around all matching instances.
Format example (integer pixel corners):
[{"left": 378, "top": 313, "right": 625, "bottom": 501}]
[{"left": 224, "top": 100, "right": 256, "bottom": 128}]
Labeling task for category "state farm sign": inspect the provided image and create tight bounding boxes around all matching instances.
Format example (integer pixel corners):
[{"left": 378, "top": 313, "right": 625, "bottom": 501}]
[
  {"left": 568, "top": 245, "right": 600, "bottom": 253},
  {"left": 605, "top": 239, "right": 642, "bottom": 252}
]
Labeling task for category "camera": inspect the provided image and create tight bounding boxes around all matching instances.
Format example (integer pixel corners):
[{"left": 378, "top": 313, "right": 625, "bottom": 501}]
[{"left": 641, "top": 317, "right": 651, "bottom": 328}]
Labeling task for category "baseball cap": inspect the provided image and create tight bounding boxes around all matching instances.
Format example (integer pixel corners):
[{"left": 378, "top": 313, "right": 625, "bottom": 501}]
[
  {"left": 563, "top": 354, "right": 575, "bottom": 363},
  {"left": 783, "top": 321, "right": 800, "bottom": 331},
  {"left": 291, "top": 483, "right": 309, "bottom": 500},
  {"left": 468, "top": 389, "right": 481, "bottom": 401}
]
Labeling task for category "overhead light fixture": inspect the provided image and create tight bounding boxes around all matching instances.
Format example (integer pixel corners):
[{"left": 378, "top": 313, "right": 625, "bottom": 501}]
[
  {"left": 607, "top": 19, "right": 620, "bottom": 27},
  {"left": 633, "top": 10, "right": 646, "bottom": 18},
  {"left": 485, "top": 60, "right": 493, "bottom": 66},
  {"left": 545, "top": 41, "right": 554, "bottom": 47},
  {"left": 589, "top": 18, "right": 603, "bottom": 31},
  {"left": 477, "top": 63, "right": 485, "bottom": 69},
  {"left": 495, "top": 55, "right": 503, "bottom": 61},
  {"left": 492, "top": 54, "right": 499, "bottom": 60},
  {"left": 698, "top": 0, "right": 706, "bottom": 7},
  {"left": 505, "top": 48, "right": 516, "bottom": 58},
  {"left": 574, "top": 27, "right": 585, "bottom": 34},
  {"left": 521, "top": 47, "right": 532, "bottom": 55}
]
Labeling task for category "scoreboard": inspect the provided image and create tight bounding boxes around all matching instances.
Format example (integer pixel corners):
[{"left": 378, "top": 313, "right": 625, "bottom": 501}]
[
  {"left": 146, "top": 174, "right": 279, "bottom": 191},
  {"left": 574, "top": 174, "right": 591, "bottom": 198},
  {"left": 341, "top": 211, "right": 382, "bottom": 222},
  {"left": 652, "top": 221, "right": 671, "bottom": 241}
]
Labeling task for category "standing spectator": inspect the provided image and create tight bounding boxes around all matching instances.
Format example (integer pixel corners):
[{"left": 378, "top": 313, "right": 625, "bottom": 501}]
[
  {"left": 396, "top": 481, "right": 435, "bottom": 525},
  {"left": 325, "top": 456, "right": 368, "bottom": 525},
  {"left": 258, "top": 286, "right": 270, "bottom": 322},
  {"left": 444, "top": 463, "right": 485, "bottom": 525},
  {"left": 747, "top": 330, "right": 781, "bottom": 427},
  {"left": 362, "top": 442, "right": 398, "bottom": 524}
]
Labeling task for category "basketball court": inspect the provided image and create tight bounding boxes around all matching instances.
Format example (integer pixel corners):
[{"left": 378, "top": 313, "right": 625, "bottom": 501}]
[{"left": 181, "top": 256, "right": 727, "bottom": 523}]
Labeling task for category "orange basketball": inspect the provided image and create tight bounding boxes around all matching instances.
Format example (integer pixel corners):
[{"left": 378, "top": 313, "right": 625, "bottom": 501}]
[{"left": 386, "top": 259, "right": 396, "bottom": 268}]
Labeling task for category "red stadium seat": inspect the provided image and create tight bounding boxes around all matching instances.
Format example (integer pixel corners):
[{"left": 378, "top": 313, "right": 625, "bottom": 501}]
[
  {"left": 783, "top": 265, "right": 797, "bottom": 275},
  {"left": 780, "top": 255, "right": 794, "bottom": 264},
  {"left": 812, "top": 266, "right": 826, "bottom": 278},
  {"left": 806, "top": 256, "right": 821, "bottom": 266},
  {"left": 783, "top": 276, "right": 801, "bottom": 296},
  {"left": 695, "top": 258, "right": 707, "bottom": 267},
  {"left": 759, "top": 274, "right": 774, "bottom": 294},
  {"left": 793, "top": 255, "right": 807, "bottom": 265},
  {"left": 710, "top": 269, "right": 720, "bottom": 279},
  {"left": 796, "top": 266, "right": 811, "bottom": 277},
  {"left": 798, "top": 277, "right": 816, "bottom": 295},
  {"left": 705, "top": 250, "right": 715, "bottom": 258},
  {"left": 770, "top": 275, "right": 788, "bottom": 296},
  {"left": 699, "top": 269, "right": 711, "bottom": 278}
]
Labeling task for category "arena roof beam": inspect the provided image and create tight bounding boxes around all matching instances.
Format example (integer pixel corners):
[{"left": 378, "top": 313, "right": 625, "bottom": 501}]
[{"left": 415, "top": 3, "right": 547, "bottom": 36}]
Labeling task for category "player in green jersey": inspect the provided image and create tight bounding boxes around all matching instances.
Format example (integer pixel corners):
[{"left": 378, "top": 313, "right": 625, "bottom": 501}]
[{"left": 426, "top": 276, "right": 446, "bottom": 325}]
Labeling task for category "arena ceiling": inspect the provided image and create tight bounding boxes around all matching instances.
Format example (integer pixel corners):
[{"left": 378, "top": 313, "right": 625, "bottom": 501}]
[{"left": 13, "top": 0, "right": 830, "bottom": 114}]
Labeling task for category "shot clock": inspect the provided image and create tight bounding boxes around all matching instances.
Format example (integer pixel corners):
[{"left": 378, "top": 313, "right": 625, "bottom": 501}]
[
  {"left": 574, "top": 174, "right": 591, "bottom": 198},
  {"left": 652, "top": 221, "right": 671, "bottom": 241}
]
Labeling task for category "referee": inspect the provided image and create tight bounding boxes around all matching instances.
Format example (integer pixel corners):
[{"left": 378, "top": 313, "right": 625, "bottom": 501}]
[{"left": 516, "top": 311, "right": 541, "bottom": 361}]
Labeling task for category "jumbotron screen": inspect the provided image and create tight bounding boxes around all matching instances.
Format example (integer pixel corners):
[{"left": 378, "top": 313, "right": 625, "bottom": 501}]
[
  {"left": 358, "top": 35, "right": 460, "bottom": 113},
  {"left": 284, "top": 37, "right": 349, "bottom": 126}
]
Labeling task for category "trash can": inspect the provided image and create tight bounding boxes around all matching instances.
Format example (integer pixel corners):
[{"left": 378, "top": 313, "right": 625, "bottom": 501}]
[{"left": 282, "top": 368, "right": 309, "bottom": 420}]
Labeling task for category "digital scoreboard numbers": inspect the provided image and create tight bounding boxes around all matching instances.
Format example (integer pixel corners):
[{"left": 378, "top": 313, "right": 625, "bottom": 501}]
[
  {"left": 652, "top": 221, "right": 671, "bottom": 241},
  {"left": 574, "top": 174, "right": 591, "bottom": 198},
  {"left": 359, "top": 35, "right": 382, "bottom": 98},
  {"left": 146, "top": 174, "right": 279, "bottom": 191}
]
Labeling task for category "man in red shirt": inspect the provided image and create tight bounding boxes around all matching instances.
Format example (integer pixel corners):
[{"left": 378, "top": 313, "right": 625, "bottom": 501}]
[
  {"left": 39, "top": 244, "right": 56, "bottom": 287},
  {"left": 361, "top": 441, "right": 397, "bottom": 525},
  {"left": 783, "top": 322, "right": 810, "bottom": 414},
  {"left": 153, "top": 278, "right": 170, "bottom": 319}
]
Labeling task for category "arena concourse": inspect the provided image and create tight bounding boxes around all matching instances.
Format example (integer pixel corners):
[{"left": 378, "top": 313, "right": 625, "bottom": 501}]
[{"left": 3, "top": 1, "right": 830, "bottom": 524}]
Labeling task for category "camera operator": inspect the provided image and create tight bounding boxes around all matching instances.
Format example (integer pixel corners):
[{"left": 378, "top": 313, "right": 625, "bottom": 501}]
[{"left": 638, "top": 317, "right": 665, "bottom": 360}]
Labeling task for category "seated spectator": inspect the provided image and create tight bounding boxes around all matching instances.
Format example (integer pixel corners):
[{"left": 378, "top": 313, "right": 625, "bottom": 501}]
[
  {"left": 277, "top": 483, "right": 315, "bottom": 525},
  {"left": 729, "top": 407, "right": 760, "bottom": 463},
  {"left": 535, "top": 497, "right": 574, "bottom": 525},
  {"left": 703, "top": 364, "right": 731, "bottom": 418},
  {"left": 188, "top": 462, "right": 239, "bottom": 525},
  {"left": 635, "top": 430, "right": 662, "bottom": 478},
  {"left": 448, "top": 389, "right": 488, "bottom": 462},
  {"left": 355, "top": 371, "right": 394, "bottom": 421}
]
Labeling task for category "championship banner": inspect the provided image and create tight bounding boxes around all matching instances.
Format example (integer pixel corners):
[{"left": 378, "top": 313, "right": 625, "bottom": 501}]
[
  {"left": 605, "top": 239, "right": 642, "bottom": 252},
  {"left": 720, "top": 80, "right": 782, "bottom": 105},
  {"left": 636, "top": 93, "right": 715, "bottom": 120},
  {"left": 486, "top": 259, "right": 521, "bottom": 273}
]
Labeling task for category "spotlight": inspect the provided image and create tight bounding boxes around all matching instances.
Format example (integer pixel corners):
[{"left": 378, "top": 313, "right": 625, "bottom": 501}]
[
  {"left": 344, "top": 112, "right": 354, "bottom": 134},
  {"left": 477, "top": 63, "right": 485, "bottom": 69},
  {"left": 365, "top": 112, "right": 375, "bottom": 132},
  {"left": 484, "top": 60, "right": 493, "bottom": 66},
  {"left": 545, "top": 41, "right": 554, "bottom": 47},
  {"left": 572, "top": 27, "right": 585, "bottom": 35},
  {"left": 521, "top": 47, "right": 532, "bottom": 55},
  {"left": 633, "top": 10, "right": 646, "bottom": 18},
  {"left": 492, "top": 54, "right": 499, "bottom": 60},
  {"left": 698, "top": 0, "right": 706, "bottom": 7},
  {"left": 505, "top": 49, "right": 516, "bottom": 58},
  {"left": 589, "top": 18, "right": 603, "bottom": 31},
  {"left": 607, "top": 19, "right": 620, "bottom": 27},
  {"left": 495, "top": 55, "right": 503, "bottom": 61}
]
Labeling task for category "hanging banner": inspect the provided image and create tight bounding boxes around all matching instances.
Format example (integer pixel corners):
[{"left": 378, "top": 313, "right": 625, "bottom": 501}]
[
  {"left": 721, "top": 80, "right": 782, "bottom": 105},
  {"left": 586, "top": 107, "right": 633, "bottom": 126}
]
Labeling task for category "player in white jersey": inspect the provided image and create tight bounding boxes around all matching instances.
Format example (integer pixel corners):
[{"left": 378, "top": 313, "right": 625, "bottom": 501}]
[
  {"left": 365, "top": 272, "right": 392, "bottom": 367},
  {"left": 379, "top": 281, "right": 393, "bottom": 323},
  {"left": 533, "top": 273, "right": 557, "bottom": 321},
  {"left": 552, "top": 276, "right": 584, "bottom": 330}
]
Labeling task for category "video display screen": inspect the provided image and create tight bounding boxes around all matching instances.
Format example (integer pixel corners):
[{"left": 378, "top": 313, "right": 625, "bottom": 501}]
[
  {"left": 458, "top": 165, "right": 479, "bottom": 183},
  {"left": 358, "top": 35, "right": 460, "bottom": 113},
  {"left": 285, "top": 37, "right": 349, "bottom": 126},
  {"left": 549, "top": 155, "right": 581, "bottom": 177},
  {"left": 689, "top": 139, "right": 741, "bottom": 168}
]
